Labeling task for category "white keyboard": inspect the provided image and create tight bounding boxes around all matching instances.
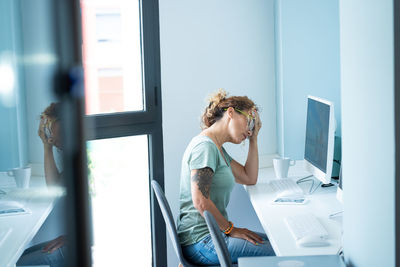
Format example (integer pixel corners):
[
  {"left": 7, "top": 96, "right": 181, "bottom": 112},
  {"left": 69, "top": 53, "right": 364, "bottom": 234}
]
[
  {"left": 285, "top": 213, "right": 329, "bottom": 246},
  {"left": 269, "top": 179, "right": 303, "bottom": 196}
]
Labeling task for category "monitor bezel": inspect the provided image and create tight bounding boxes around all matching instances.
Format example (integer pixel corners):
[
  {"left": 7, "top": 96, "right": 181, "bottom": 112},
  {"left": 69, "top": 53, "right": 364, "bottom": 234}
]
[
  {"left": 336, "top": 165, "right": 343, "bottom": 203},
  {"left": 304, "top": 95, "right": 335, "bottom": 184}
]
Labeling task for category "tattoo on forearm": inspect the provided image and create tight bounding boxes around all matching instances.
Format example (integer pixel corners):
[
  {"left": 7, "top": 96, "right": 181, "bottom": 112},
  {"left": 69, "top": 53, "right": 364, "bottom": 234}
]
[{"left": 191, "top": 167, "right": 214, "bottom": 198}]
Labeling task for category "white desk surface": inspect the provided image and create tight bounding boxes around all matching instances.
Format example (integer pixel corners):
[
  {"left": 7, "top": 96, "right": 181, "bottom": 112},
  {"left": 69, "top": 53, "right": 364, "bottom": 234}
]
[
  {"left": 0, "top": 175, "right": 63, "bottom": 267},
  {"left": 238, "top": 255, "right": 346, "bottom": 267},
  {"left": 244, "top": 161, "right": 343, "bottom": 256}
]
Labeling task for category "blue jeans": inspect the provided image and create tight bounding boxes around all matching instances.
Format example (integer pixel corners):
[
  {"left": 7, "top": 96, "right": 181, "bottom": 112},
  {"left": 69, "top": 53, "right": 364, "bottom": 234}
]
[
  {"left": 16, "top": 241, "right": 66, "bottom": 267},
  {"left": 182, "top": 232, "right": 275, "bottom": 265}
]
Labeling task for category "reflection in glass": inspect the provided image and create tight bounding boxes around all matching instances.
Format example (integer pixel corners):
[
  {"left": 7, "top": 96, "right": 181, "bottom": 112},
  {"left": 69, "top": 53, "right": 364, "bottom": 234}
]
[
  {"left": 0, "top": 1, "right": 67, "bottom": 265},
  {"left": 14, "top": 103, "right": 67, "bottom": 267},
  {"left": 0, "top": 52, "right": 27, "bottom": 172},
  {"left": 0, "top": 101, "right": 67, "bottom": 266},
  {"left": 87, "top": 135, "right": 152, "bottom": 266}
]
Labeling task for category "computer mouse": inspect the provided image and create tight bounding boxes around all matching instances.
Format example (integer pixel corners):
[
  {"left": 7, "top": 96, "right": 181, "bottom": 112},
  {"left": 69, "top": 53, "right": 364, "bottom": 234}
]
[{"left": 297, "top": 235, "right": 330, "bottom": 247}]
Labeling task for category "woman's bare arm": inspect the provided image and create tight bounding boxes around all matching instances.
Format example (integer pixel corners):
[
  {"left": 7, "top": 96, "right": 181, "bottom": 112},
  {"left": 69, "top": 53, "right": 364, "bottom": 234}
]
[{"left": 191, "top": 167, "right": 263, "bottom": 244}]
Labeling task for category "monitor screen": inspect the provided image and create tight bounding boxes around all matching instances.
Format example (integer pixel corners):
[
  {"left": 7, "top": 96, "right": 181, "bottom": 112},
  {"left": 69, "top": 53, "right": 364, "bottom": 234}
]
[
  {"left": 303, "top": 96, "right": 335, "bottom": 184},
  {"left": 304, "top": 98, "right": 330, "bottom": 173}
]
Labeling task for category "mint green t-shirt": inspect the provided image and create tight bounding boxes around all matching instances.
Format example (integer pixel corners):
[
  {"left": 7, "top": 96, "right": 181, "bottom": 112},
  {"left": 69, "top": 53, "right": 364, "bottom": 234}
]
[{"left": 177, "top": 135, "right": 235, "bottom": 246}]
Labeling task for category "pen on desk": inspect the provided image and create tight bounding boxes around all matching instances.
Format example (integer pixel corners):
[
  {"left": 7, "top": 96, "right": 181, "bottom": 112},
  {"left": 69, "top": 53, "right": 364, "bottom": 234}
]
[
  {"left": 329, "top": 211, "right": 344, "bottom": 219},
  {"left": 0, "top": 208, "right": 25, "bottom": 214}
]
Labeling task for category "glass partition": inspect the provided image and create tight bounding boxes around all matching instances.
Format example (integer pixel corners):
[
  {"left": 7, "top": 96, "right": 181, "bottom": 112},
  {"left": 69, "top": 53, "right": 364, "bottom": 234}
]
[
  {"left": 0, "top": 0, "right": 164, "bottom": 266},
  {"left": 0, "top": 1, "right": 68, "bottom": 266}
]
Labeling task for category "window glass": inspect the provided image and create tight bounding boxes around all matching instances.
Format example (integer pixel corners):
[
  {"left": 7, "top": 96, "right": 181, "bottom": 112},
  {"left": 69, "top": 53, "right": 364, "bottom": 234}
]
[
  {"left": 81, "top": 0, "right": 143, "bottom": 115},
  {"left": 87, "top": 135, "right": 152, "bottom": 266}
]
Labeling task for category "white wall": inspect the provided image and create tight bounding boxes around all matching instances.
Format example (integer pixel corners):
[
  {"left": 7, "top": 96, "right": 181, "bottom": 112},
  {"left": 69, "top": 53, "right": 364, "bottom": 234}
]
[
  {"left": 340, "top": 1, "right": 395, "bottom": 266},
  {"left": 0, "top": 0, "right": 29, "bottom": 171},
  {"left": 159, "top": 0, "right": 277, "bottom": 265},
  {"left": 20, "top": 0, "right": 59, "bottom": 165},
  {"left": 275, "top": 0, "right": 341, "bottom": 160},
  {"left": 19, "top": 0, "right": 64, "bottom": 246}
]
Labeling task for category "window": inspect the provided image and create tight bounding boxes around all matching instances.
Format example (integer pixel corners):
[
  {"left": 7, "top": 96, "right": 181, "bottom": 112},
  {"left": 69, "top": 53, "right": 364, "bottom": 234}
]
[
  {"left": 80, "top": 0, "right": 165, "bottom": 266},
  {"left": 87, "top": 135, "right": 152, "bottom": 266},
  {"left": 82, "top": 1, "right": 143, "bottom": 115}
]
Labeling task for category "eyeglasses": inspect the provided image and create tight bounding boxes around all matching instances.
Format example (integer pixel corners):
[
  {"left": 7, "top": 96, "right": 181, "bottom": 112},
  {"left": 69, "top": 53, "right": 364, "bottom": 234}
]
[
  {"left": 42, "top": 118, "right": 54, "bottom": 139},
  {"left": 224, "top": 108, "right": 256, "bottom": 131}
]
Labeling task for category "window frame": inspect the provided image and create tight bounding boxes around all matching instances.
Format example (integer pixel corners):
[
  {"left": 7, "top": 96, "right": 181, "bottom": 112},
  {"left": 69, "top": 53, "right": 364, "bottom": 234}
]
[
  {"left": 84, "top": 1, "right": 166, "bottom": 266},
  {"left": 84, "top": 0, "right": 160, "bottom": 133},
  {"left": 57, "top": 0, "right": 166, "bottom": 266}
]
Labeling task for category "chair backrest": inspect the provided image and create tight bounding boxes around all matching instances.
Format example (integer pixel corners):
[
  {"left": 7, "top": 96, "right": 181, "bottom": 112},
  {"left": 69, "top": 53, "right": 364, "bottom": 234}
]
[
  {"left": 151, "top": 180, "right": 195, "bottom": 267},
  {"left": 203, "top": 210, "right": 233, "bottom": 267}
]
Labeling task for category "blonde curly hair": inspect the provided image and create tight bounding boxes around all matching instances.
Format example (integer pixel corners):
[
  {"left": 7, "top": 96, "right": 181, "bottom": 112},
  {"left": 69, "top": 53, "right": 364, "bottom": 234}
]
[
  {"left": 40, "top": 102, "right": 61, "bottom": 132},
  {"left": 201, "top": 88, "right": 257, "bottom": 129}
]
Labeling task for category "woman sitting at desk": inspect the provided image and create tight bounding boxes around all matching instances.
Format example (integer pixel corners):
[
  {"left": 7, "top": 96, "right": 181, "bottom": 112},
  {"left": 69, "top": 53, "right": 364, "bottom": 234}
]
[
  {"left": 177, "top": 89, "right": 275, "bottom": 265},
  {"left": 17, "top": 102, "right": 66, "bottom": 267}
]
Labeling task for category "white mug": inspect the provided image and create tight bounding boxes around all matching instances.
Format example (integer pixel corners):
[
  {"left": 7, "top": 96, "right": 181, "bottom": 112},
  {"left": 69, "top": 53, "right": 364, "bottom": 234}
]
[
  {"left": 273, "top": 157, "right": 296, "bottom": 179},
  {"left": 7, "top": 166, "right": 31, "bottom": 188}
]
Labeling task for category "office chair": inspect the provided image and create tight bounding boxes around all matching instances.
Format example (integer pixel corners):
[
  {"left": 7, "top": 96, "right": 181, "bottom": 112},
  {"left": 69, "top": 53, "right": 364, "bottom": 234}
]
[
  {"left": 151, "top": 180, "right": 225, "bottom": 267},
  {"left": 203, "top": 210, "right": 233, "bottom": 267}
]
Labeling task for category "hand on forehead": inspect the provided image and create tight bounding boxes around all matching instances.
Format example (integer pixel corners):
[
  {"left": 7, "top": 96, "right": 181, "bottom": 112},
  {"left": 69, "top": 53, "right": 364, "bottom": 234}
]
[{"left": 249, "top": 108, "right": 257, "bottom": 118}]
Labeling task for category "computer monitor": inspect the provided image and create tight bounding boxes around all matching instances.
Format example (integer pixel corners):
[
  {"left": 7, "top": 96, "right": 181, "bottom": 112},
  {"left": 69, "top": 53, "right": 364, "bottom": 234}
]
[
  {"left": 336, "top": 165, "right": 343, "bottom": 203},
  {"left": 304, "top": 95, "right": 335, "bottom": 184}
]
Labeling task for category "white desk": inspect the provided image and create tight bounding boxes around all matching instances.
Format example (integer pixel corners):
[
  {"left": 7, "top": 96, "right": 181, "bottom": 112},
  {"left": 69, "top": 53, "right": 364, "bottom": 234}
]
[
  {"left": 238, "top": 255, "right": 346, "bottom": 267},
  {"left": 244, "top": 161, "right": 343, "bottom": 256},
  {"left": 0, "top": 175, "right": 63, "bottom": 267}
]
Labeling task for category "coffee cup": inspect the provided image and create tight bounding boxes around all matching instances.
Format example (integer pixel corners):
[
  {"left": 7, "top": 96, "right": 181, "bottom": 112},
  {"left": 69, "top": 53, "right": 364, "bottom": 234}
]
[
  {"left": 7, "top": 166, "right": 31, "bottom": 188},
  {"left": 273, "top": 157, "right": 296, "bottom": 178}
]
